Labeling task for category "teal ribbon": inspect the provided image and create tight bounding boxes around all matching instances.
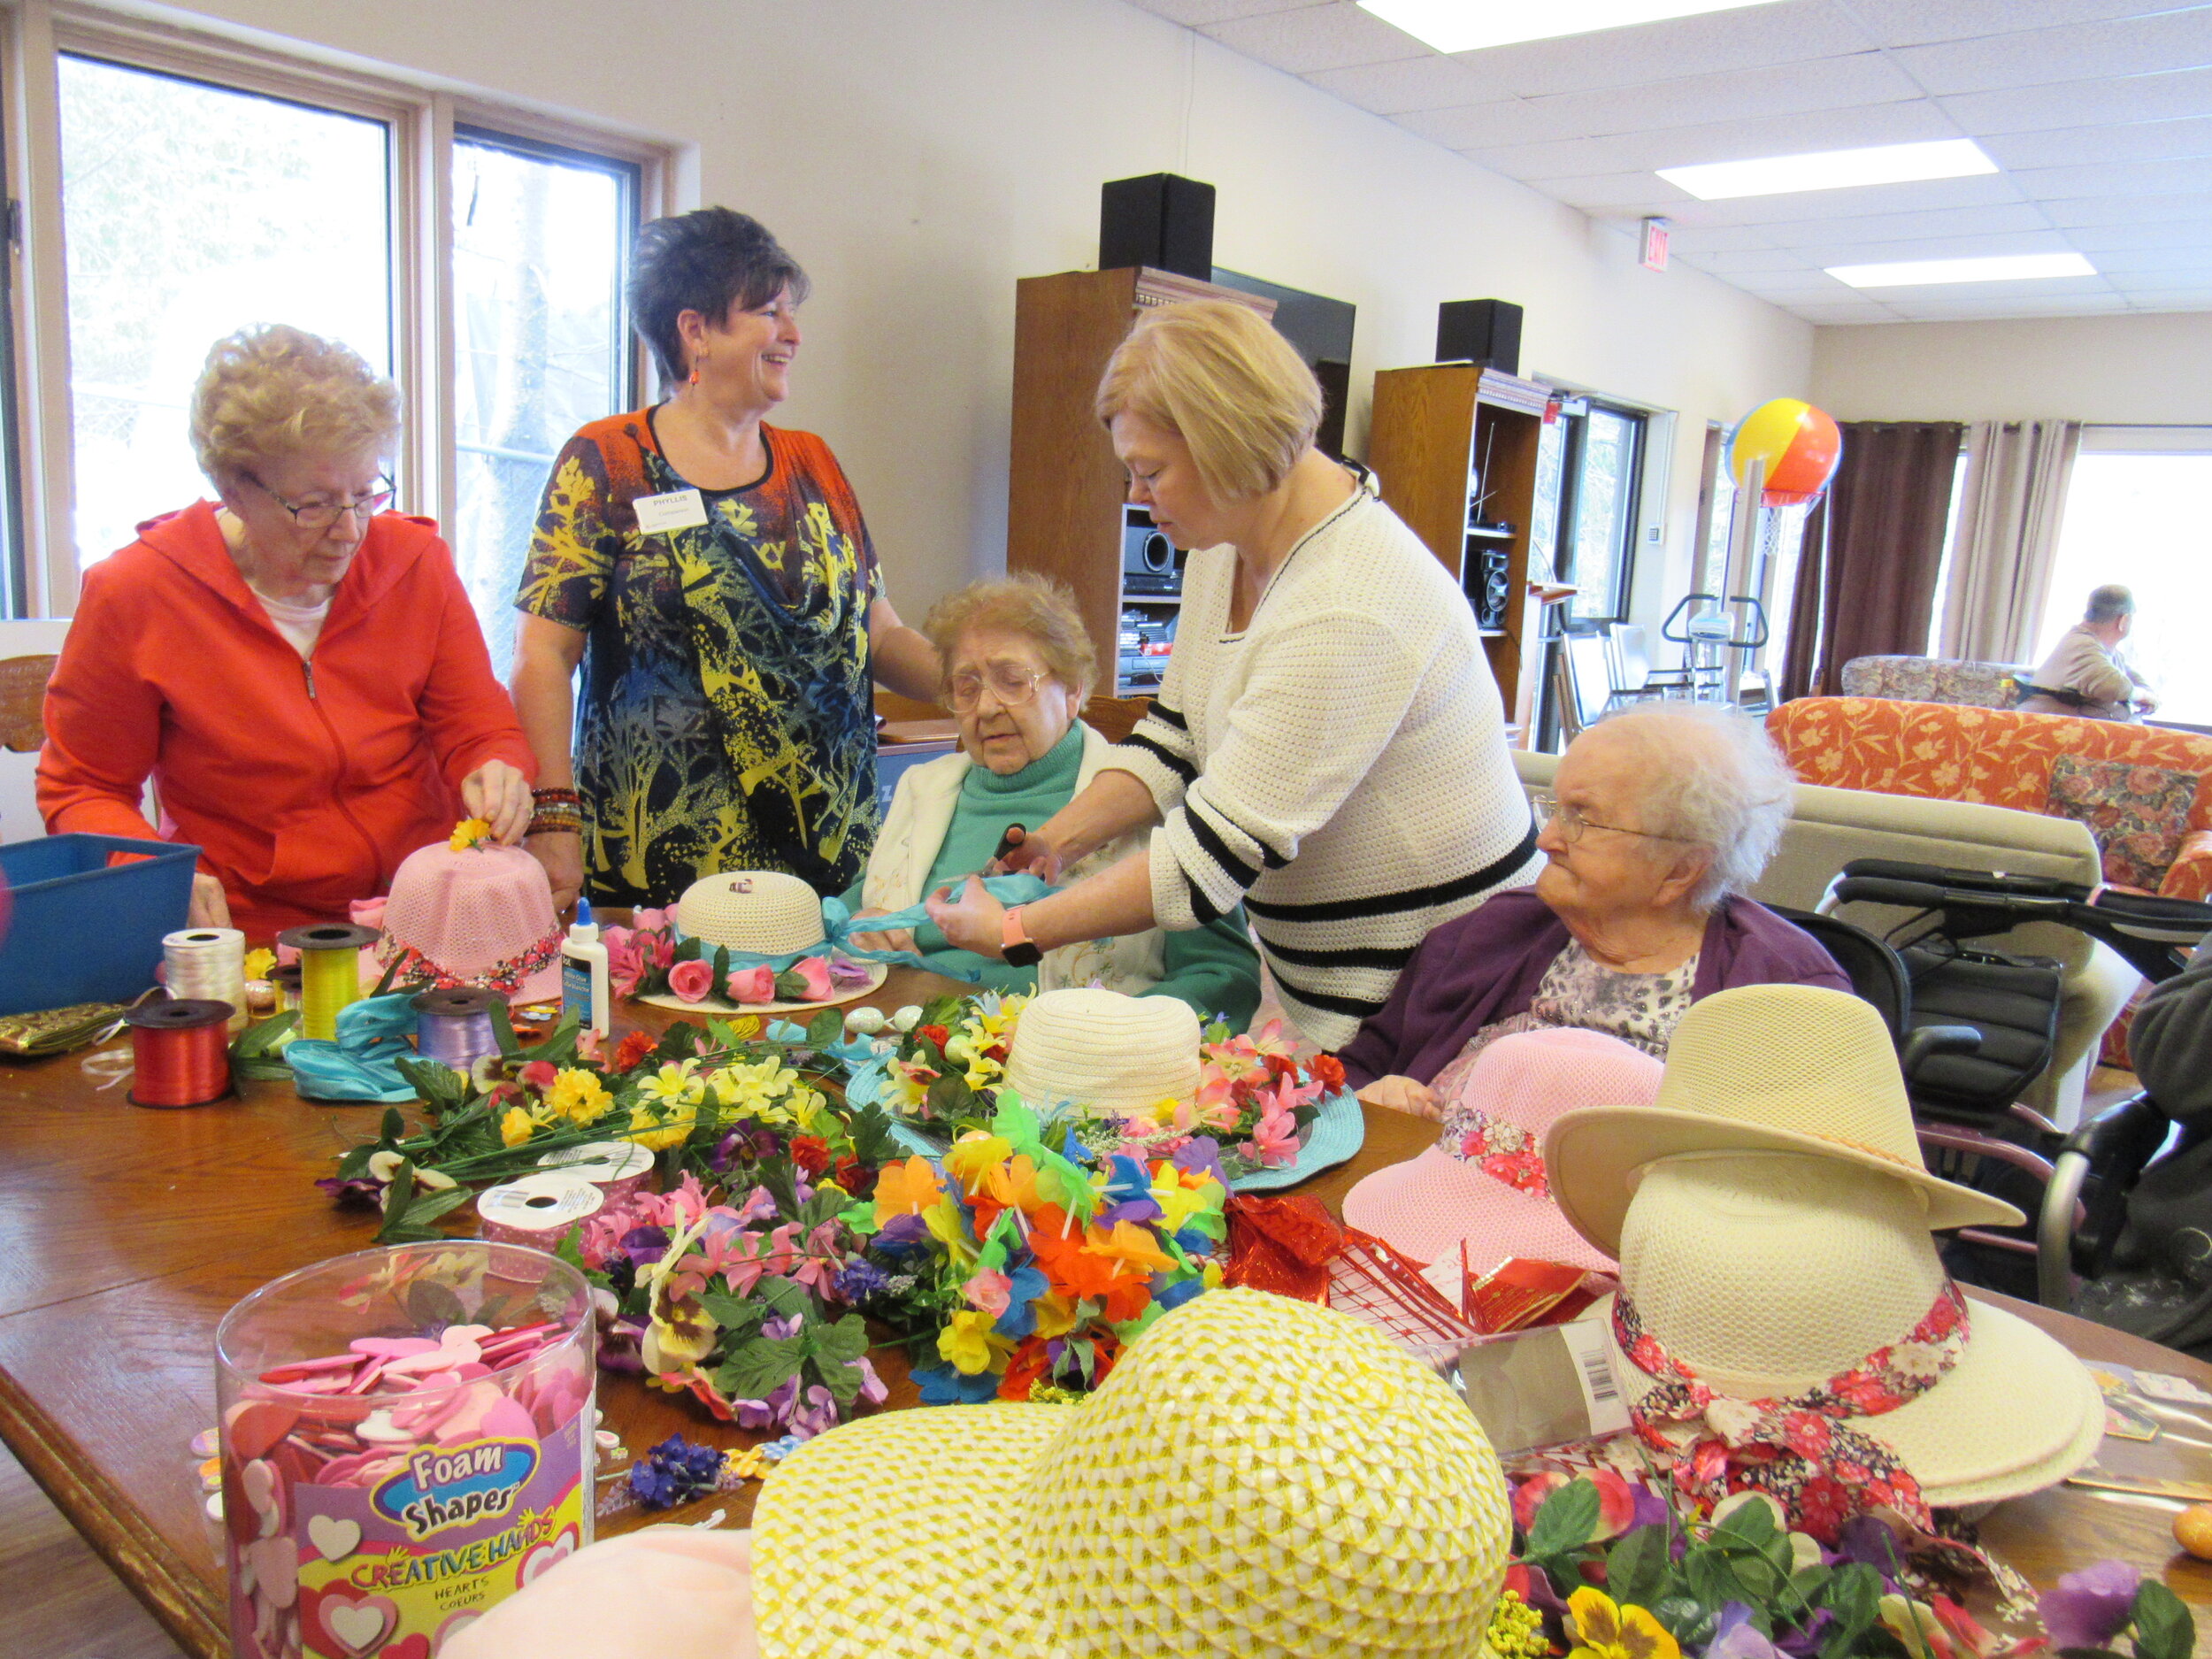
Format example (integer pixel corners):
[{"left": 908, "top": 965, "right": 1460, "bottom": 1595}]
[
  {"left": 287, "top": 993, "right": 421, "bottom": 1103},
  {"left": 675, "top": 875, "right": 1058, "bottom": 984}
]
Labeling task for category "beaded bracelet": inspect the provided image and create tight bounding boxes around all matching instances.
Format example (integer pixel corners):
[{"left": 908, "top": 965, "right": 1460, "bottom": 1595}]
[
  {"left": 527, "top": 811, "right": 583, "bottom": 838},
  {"left": 531, "top": 786, "right": 583, "bottom": 806}
]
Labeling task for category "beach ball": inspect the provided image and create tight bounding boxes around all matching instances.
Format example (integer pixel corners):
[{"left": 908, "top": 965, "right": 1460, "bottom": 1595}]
[{"left": 1729, "top": 398, "right": 1841, "bottom": 506}]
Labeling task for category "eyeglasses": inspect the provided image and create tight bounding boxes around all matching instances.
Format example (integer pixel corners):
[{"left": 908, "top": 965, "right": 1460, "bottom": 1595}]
[
  {"left": 947, "top": 664, "right": 1051, "bottom": 712},
  {"left": 1532, "top": 793, "right": 1682, "bottom": 844},
  {"left": 247, "top": 472, "right": 394, "bottom": 531}
]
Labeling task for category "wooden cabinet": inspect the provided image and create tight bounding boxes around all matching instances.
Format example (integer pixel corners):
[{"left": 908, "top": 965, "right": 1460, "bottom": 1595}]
[
  {"left": 1367, "top": 364, "right": 1556, "bottom": 732},
  {"left": 1006, "top": 266, "right": 1273, "bottom": 696}
]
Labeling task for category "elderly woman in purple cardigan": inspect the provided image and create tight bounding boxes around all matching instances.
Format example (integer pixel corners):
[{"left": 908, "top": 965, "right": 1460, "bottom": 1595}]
[{"left": 1338, "top": 702, "right": 1847, "bottom": 1121}]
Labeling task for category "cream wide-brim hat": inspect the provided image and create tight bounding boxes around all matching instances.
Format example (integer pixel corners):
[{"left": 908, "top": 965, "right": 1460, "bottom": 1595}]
[
  {"left": 673, "top": 871, "right": 826, "bottom": 956},
  {"left": 750, "top": 1289, "right": 1513, "bottom": 1659},
  {"left": 1545, "top": 984, "right": 2022, "bottom": 1257},
  {"left": 1001, "top": 987, "right": 1202, "bottom": 1119},
  {"left": 1604, "top": 1153, "right": 2102, "bottom": 1508}
]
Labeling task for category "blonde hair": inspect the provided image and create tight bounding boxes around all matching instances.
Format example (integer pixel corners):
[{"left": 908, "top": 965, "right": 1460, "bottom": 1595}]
[
  {"left": 189, "top": 324, "right": 400, "bottom": 488},
  {"left": 922, "top": 572, "right": 1097, "bottom": 703},
  {"left": 1094, "top": 299, "right": 1321, "bottom": 503}
]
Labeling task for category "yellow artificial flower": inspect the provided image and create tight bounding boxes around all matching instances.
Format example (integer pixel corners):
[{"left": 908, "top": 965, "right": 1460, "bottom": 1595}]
[
  {"left": 874, "top": 1156, "right": 946, "bottom": 1225},
  {"left": 923, "top": 1194, "right": 976, "bottom": 1264},
  {"left": 708, "top": 1056, "right": 805, "bottom": 1124},
  {"left": 1031, "top": 1290, "right": 1080, "bottom": 1340},
  {"left": 449, "top": 818, "right": 495, "bottom": 851},
  {"left": 937, "top": 1310, "right": 1016, "bottom": 1376},
  {"left": 546, "top": 1068, "right": 613, "bottom": 1125},
  {"left": 636, "top": 1059, "right": 704, "bottom": 1108},
  {"left": 626, "top": 1099, "right": 697, "bottom": 1153},
  {"left": 499, "top": 1105, "right": 545, "bottom": 1148},
  {"left": 1089, "top": 1219, "right": 1175, "bottom": 1276},
  {"left": 1566, "top": 1587, "right": 1679, "bottom": 1659},
  {"left": 982, "top": 1153, "right": 1042, "bottom": 1213},
  {"left": 243, "top": 947, "right": 277, "bottom": 982},
  {"left": 1150, "top": 1170, "right": 1217, "bottom": 1236},
  {"left": 944, "top": 1132, "right": 1014, "bottom": 1197}
]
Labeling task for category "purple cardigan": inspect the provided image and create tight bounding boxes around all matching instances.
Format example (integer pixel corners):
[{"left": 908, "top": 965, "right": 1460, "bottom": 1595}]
[{"left": 1335, "top": 887, "right": 1851, "bottom": 1087}]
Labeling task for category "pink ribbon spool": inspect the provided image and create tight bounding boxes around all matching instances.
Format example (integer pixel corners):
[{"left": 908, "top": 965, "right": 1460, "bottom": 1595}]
[
  {"left": 535, "top": 1141, "right": 655, "bottom": 1206},
  {"left": 476, "top": 1173, "right": 603, "bottom": 1248}
]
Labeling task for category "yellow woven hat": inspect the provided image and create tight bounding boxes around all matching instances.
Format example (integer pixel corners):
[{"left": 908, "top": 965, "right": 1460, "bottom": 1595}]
[{"left": 750, "top": 1287, "right": 1514, "bottom": 1658}]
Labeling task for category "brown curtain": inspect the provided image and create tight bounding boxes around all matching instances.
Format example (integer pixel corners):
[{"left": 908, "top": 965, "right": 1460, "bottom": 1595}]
[{"left": 1779, "top": 421, "right": 1964, "bottom": 703}]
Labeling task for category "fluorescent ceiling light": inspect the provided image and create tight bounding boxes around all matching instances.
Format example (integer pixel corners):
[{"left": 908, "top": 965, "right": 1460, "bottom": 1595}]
[
  {"left": 1356, "top": 0, "right": 1778, "bottom": 54},
  {"left": 1825, "top": 252, "right": 2098, "bottom": 288},
  {"left": 1657, "top": 139, "right": 1997, "bottom": 202}
]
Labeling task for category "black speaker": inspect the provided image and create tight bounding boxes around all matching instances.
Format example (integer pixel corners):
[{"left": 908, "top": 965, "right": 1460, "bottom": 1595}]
[
  {"left": 1123, "top": 522, "right": 1179, "bottom": 595},
  {"left": 1472, "top": 548, "right": 1511, "bottom": 631},
  {"left": 1437, "top": 299, "right": 1524, "bottom": 375},
  {"left": 1100, "top": 173, "right": 1216, "bottom": 281}
]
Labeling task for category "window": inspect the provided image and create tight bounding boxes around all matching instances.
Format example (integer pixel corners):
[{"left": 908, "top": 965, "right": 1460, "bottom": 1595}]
[
  {"left": 451, "top": 129, "right": 638, "bottom": 674},
  {"left": 1548, "top": 399, "right": 1647, "bottom": 622},
  {"left": 2036, "top": 432, "right": 2212, "bottom": 726},
  {"left": 0, "top": 17, "right": 668, "bottom": 621}
]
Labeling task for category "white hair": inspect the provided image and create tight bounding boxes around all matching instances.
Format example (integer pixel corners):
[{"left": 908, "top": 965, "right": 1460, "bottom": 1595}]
[{"left": 1586, "top": 702, "right": 1798, "bottom": 910}]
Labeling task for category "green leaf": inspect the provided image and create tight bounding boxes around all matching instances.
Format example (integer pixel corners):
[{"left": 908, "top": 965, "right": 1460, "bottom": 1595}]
[
  {"left": 2131, "top": 1581, "right": 2194, "bottom": 1659},
  {"left": 403, "top": 1275, "right": 467, "bottom": 1327},
  {"left": 807, "top": 1007, "right": 844, "bottom": 1047},
  {"left": 1525, "top": 1479, "right": 1602, "bottom": 1558},
  {"left": 926, "top": 1072, "right": 972, "bottom": 1120},
  {"left": 1710, "top": 1494, "right": 1782, "bottom": 1554},
  {"left": 381, "top": 1106, "right": 405, "bottom": 1144},
  {"left": 752, "top": 1276, "right": 810, "bottom": 1319},
  {"left": 488, "top": 998, "right": 521, "bottom": 1057},
  {"left": 813, "top": 1357, "right": 864, "bottom": 1407},
  {"left": 1817, "top": 1563, "right": 1885, "bottom": 1659},
  {"left": 697, "top": 1292, "right": 772, "bottom": 1336},
  {"left": 714, "top": 1335, "right": 803, "bottom": 1402},
  {"left": 1606, "top": 1525, "right": 1671, "bottom": 1611},
  {"left": 1650, "top": 1598, "right": 1718, "bottom": 1647},
  {"left": 810, "top": 1314, "right": 870, "bottom": 1367}
]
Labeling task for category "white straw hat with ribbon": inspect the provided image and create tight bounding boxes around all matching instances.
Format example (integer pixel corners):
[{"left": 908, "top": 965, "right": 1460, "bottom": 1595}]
[
  {"left": 1002, "top": 987, "right": 1201, "bottom": 1118},
  {"left": 749, "top": 1287, "right": 1513, "bottom": 1658},
  {"left": 1602, "top": 1152, "right": 2102, "bottom": 1513},
  {"left": 674, "top": 870, "right": 826, "bottom": 955},
  {"left": 1544, "top": 983, "right": 2023, "bottom": 1257}
]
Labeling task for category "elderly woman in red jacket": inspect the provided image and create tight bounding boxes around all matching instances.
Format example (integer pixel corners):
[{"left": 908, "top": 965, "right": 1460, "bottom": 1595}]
[{"left": 38, "top": 325, "right": 535, "bottom": 936}]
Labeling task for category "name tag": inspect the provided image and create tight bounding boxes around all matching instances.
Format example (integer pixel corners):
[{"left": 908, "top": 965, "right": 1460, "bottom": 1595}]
[{"left": 633, "top": 488, "right": 708, "bottom": 535}]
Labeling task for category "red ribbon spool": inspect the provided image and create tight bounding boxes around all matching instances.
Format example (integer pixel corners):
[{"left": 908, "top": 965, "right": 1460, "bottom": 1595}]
[{"left": 127, "top": 998, "right": 234, "bottom": 1109}]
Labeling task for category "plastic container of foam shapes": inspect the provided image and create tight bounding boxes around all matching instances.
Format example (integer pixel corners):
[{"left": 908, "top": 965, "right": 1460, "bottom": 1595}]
[
  {"left": 0, "top": 833, "right": 200, "bottom": 1014},
  {"left": 215, "top": 1241, "right": 597, "bottom": 1659}
]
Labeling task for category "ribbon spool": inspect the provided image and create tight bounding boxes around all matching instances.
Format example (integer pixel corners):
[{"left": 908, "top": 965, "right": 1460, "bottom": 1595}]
[
  {"left": 272, "top": 964, "right": 302, "bottom": 1012},
  {"left": 276, "top": 923, "right": 379, "bottom": 1041},
  {"left": 477, "top": 1172, "right": 603, "bottom": 1248},
  {"left": 164, "top": 927, "right": 250, "bottom": 1033},
  {"left": 127, "top": 998, "right": 234, "bottom": 1109},
  {"left": 413, "top": 987, "right": 501, "bottom": 1071},
  {"left": 537, "top": 1141, "right": 655, "bottom": 1205}
]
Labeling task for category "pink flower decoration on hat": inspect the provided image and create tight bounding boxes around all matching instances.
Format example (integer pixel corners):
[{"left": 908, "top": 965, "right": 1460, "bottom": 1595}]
[
  {"left": 726, "top": 966, "right": 778, "bottom": 1004},
  {"left": 785, "top": 956, "right": 834, "bottom": 1003},
  {"left": 667, "top": 959, "right": 715, "bottom": 1003},
  {"left": 632, "top": 908, "right": 669, "bottom": 933}
]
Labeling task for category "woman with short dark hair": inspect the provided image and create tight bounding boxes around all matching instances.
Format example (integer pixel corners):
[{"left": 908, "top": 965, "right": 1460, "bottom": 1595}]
[{"left": 511, "top": 207, "right": 937, "bottom": 915}]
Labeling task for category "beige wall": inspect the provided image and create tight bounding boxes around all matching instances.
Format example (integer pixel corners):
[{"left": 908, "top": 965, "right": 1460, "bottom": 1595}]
[
  {"left": 127, "top": 0, "right": 1811, "bottom": 620},
  {"left": 1811, "top": 311, "right": 2212, "bottom": 426}
]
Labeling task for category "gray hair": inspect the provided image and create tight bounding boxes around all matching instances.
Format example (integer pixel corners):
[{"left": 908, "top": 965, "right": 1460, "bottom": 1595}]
[
  {"left": 1586, "top": 702, "right": 1797, "bottom": 910},
  {"left": 2086, "top": 584, "right": 2134, "bottom": 623}
]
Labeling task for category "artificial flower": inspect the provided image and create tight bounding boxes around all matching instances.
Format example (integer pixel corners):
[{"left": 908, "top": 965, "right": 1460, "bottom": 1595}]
[
  {"left": 938, "top": 1310, "right": 1016, "bottom": 1376},
  {"left": 2039, "top": 1561, "right": 2142, "bottom": 1651},
  {"left": 628, "top": 1435, "right": 726, "bottom": 1510},
  {"left": 610, "top": 1030, "right": 657, "bottom": 1072},
  {"left": 668, "top": 959, "right": 716, "bottom": 1003},
  {"left": 726, "top": 965, "right": 778, "bottom": 1004},
  {"left": 780, "top": 957, "right": 833, "bottom": 1002},
  {"left": 874, "top": 1156, "right": 945, "bottom": 1224},
  {"left": 964, "top": 1269, "right": 1013, "bottom": 1316},
  {"left": 243, "top": 947, "right": 276, "bottom": 981},
  {"left": 449, "top": 818, "right": 495, "bottom": 851},
  {"left": 914, "top": 1362, "right": 1001, "bottom": 1404},
  {"left": 945, "top": 1132, "right": 1015, "bottom": 1197},
  {"left": 627, "top": 1100, "right": 697, "bottom": 1153},
  {"left": 633, "top": 907, "right": 670, "bottom": 933},
  {"left": 1878, "top": 1597, "right": 1955, "bottom": 1659},
  {"left": 1564, "top": 1586, "right": 1678, "bottom": 1659},
  {"left": 546, "top": 1068, "right": 614, "bottom": 1125},
  {"left": 636, "top": 1059, "right": 705, "bottom": 1108},
  {"left": 499, "top": 1105, "right": 547, "bottom": 1148}
]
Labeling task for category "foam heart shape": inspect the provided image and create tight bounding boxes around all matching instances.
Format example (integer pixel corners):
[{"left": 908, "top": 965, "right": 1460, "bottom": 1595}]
[
  {"left": 435, "top": 1610, "right": 482, "bottom": 1649},
  {"left": 306, "top": 1513, "right": 360, "bottom": 1563},
  {"left": 517, "top": 1527, "right": 578, "bottom": 1587},
  {"left": 319, "top": 1590, "right": 398, "bottom": 1657},
  {"left": 244, "top": 1536, "right": 297, "bottom": 1609},
  {"left": 380, "top": 1637, "right": 431, "bottom": 1659}
]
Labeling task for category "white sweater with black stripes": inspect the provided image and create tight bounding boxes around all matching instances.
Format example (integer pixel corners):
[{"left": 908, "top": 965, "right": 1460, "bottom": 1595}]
[{"left": 1112, "top": 487, "right": 1540, "bottom": 1049}]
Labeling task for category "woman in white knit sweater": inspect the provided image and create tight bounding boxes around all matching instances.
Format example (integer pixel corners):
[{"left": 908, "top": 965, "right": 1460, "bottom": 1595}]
[{"left": 928, "top": 300, "right": 1538, "bottom": 1048}]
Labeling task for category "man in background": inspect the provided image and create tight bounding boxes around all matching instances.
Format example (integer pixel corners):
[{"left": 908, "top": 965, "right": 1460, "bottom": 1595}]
[{"left": 2019, "top": 583, "right": 2157, "bottom": 722}]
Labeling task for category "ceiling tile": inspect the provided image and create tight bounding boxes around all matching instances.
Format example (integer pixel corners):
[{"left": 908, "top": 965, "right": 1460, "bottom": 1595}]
[
  {"left": 1664, "top": 223, "right": 1786, "bottom": 253},
  {"left": 1463, "top": 100, "right": 1960, "bottom": 181},
  {"left": 1635, "top": 172, "right": 2032, "bottom": 227},
  {"left": 1682, "top": 247, "right": 1816, "bottom": 273},
  {"left": 1793, "top": 304, "right": 1908, "bottom": 324},
  {"left": 1123, "top": 0, "right": 1328, "bottom": 25},
  {"left": 1793, "top": 230, "right": 2082, "bottom": 267},
  {"left": 1843, "top": 0, "right": 2205, "bottom": 49},
  {"left": 2117, "top": 288, "right": 2212, "bottom": 305},
  {"left": 1885, "top": 8, "right": 2212, "bottom": 97},
  {"left": 2064, "top": 218, "right": 2212, "bottom": 249},
  {"left": 2014, "top": 154, "right": 2212, "bottom": 196},
  {"left": 1880, "top": 294, "right": 2132, "bottom": 320},
  {"left": 1719, "top": 271, "right": 1867, "bottom": 296},
  {"left": 1452, "top": 0, "right": 1878, "bottom": 98},
  {"left": 1752, "top": 201, "right": 2057, "bottom": 246},
  {"left": 2080, "top": 243, "right": 2212, "bottom": 271},
  {"left": 1200, "top": 1, "right": 1423, "bottom": 73},
  {"left": 1540, "top": 172, "right": 1699, "bottom": 211},
  {"left": 2039, "top": 187, "right": 2212, "bottom": 224},
  {"left": 1853, "top": 273, "right": 2118, "bottom": 301},
  {"left": 1938, "top": 63, "right": 2212, "bottom": 134},
  {"left": 1982, "top": 114, "right": 2212, "bottom": 170},
  {"left": 1302, "top": 54, "right": 1517, "bottom": 113}
]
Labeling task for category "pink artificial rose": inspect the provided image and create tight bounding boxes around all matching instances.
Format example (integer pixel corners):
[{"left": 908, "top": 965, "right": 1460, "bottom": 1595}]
[
  {"left": 632, "top": 908, "right": 669, "bottom": 934},
  {"left": 964, "top": 1270, "right": 1012, "bottom": 1317},
  {"left": 726, "top": 966, "right": 778, "bottom": 1004},
  {"left": 667, "top": 958, "right": 716, "bottom": 1003},
  {"left": 786, "top": 956, "right": 834, "bottom": 1002}
]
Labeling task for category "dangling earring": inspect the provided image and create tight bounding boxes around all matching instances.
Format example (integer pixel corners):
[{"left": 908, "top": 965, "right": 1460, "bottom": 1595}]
[{"left": 688, "top": 353, "right": 705, "bottom": 388}]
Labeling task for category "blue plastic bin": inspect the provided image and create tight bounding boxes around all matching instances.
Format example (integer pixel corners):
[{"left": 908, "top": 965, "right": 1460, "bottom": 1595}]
[{"left": 0, "top": 834, "right": 201, "bottom": 1014}]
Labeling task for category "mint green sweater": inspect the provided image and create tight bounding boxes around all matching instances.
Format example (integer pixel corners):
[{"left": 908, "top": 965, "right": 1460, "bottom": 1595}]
[{"left": 849, "top": 724, "right": 1261, "bottom": 1027}]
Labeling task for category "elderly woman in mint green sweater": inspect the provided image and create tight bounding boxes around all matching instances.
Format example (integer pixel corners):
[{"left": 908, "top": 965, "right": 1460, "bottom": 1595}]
[{"left": 847, "top": 573, "right": 1259, "bottom": 1027}]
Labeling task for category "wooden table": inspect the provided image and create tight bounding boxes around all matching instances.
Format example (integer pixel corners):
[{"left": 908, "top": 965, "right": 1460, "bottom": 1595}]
[{"left": 0, "top": 974, "right": 2206, "bottom": 1656}]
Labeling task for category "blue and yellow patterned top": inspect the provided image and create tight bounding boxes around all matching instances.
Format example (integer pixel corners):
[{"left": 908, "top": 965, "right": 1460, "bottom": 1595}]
[{"left": 515, "top": 409, "right": 881, "bottom": 907}]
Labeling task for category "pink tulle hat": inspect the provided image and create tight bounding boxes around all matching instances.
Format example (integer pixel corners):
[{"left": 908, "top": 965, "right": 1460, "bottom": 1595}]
[
  {"left": 374, "top": 835, "right": 565, "bottom": 1005},
  {"left": 1342, "top": 1027, "right": 1664, "bottom": 1278}
]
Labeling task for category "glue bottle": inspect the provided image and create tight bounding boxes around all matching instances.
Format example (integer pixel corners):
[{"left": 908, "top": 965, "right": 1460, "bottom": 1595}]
[{"left": 561, "top": 898, "right": 611, "bottom": 1037}]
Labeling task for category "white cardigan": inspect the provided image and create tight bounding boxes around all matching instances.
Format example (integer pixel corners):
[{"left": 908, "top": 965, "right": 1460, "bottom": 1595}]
[{"left": 861, "top": 722, "right": 1171, "bottom": 995}]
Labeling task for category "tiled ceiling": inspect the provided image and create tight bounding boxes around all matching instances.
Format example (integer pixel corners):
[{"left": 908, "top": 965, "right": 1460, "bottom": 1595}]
[{"left": 1124, "top": 0, "right": 2212, "bottom": 323}]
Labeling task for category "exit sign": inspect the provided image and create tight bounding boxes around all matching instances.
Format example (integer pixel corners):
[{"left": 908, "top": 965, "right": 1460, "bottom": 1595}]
[{"left": 1641, "top": 217, "right": 1671, "bottom": 273}]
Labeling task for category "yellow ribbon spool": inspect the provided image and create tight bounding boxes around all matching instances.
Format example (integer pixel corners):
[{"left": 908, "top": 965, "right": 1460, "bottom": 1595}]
[{"left": 275, "top": 923, "right": 380, "bottom": 1041}]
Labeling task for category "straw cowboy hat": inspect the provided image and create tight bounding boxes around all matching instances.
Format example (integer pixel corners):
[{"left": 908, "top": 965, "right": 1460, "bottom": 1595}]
[
  {"left": 1543, "top": 984, "right": 2023, "bottom": 1257},
  {"left": 1343, "top": 1027, "right": 1663, "bottom": 1276},
  {"left": 749, "top": 1287, "right": 1514, "bottom": 1658}
]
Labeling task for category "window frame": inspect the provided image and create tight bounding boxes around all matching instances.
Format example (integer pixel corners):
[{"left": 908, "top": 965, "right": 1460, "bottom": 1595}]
[
  {"left": 1548, "top": 394, "right": 1650, "bottom": 626},
  {"left": 0, "top": 0, "right": 675, "bottom": 618}
]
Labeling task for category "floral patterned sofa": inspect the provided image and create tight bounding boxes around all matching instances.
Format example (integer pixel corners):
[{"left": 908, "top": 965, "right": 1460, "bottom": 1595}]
[
  {"left": 1838, "top": 656, "right": 2024, "bottom": 710},
  {"left": 1769, "top": 697, "right": 2212, "bottom": 901}
]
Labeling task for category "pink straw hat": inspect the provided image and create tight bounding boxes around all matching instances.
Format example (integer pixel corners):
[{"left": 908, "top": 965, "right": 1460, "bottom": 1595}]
[
  {"left": 376, "top": 836, "right": 565, "bottom": 1005},
  {"left": 1343, "top": 1028, "right": 1664, "bottom": 1277}
]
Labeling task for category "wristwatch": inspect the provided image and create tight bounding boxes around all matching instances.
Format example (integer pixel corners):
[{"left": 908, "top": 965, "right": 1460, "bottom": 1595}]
[{"left": 1001, "top": 905, "right": 1043, "bottom": 968}]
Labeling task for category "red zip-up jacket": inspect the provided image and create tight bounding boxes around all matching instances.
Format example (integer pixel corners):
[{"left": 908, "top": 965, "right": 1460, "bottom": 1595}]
[{"left": 38, "top": 501, "right": 535, "bottom": 940}]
